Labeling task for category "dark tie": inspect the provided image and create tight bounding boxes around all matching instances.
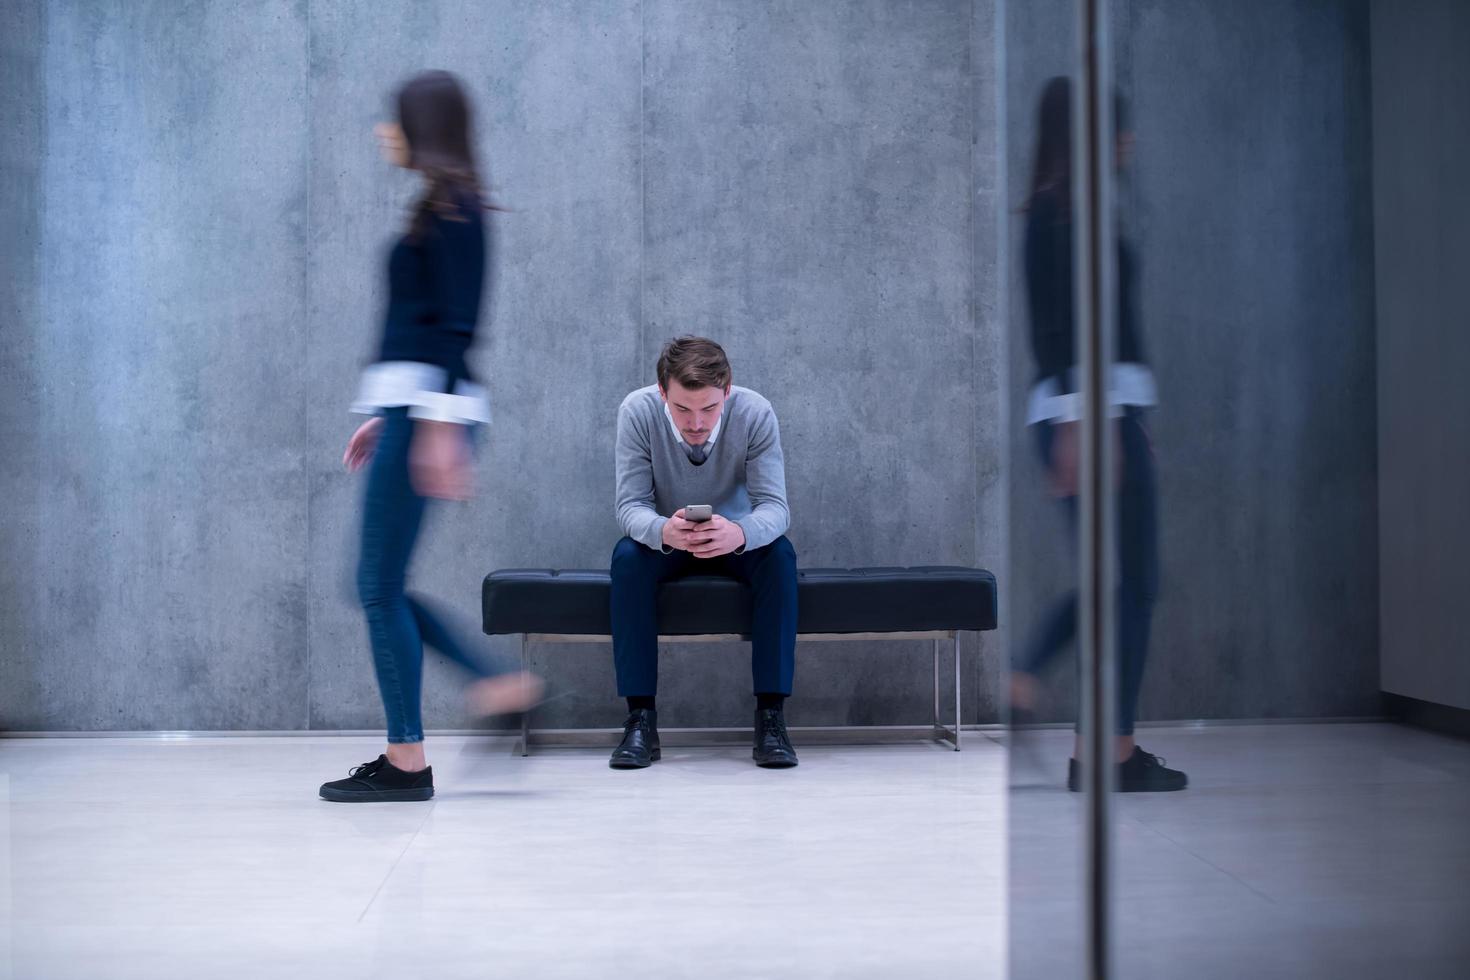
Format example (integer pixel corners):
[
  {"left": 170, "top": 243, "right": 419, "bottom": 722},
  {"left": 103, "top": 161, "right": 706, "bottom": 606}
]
[{"left": 687, "top": 442, "right": 708, "bottom": 465}]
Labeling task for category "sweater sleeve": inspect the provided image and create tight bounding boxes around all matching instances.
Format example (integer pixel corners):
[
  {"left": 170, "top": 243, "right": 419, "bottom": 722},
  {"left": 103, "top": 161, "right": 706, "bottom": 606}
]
[
  {"left": 734, "top": 402, "right": 790, "bottom": 552},
  {"left": 411, "top": 206, "right": 486, "bottom": 422},
  {"left": 615, "top": 397, "right": 669, "bottom": 552}
]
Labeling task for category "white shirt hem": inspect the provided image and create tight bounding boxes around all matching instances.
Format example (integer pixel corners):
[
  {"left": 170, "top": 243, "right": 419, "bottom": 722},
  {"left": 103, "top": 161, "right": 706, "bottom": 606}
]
[
  {"left": 351, "top": 361, "right": 491, "bottom": 425},
  {"left": 1025, "top": 362, "right": 1157, "bottom": 425}
]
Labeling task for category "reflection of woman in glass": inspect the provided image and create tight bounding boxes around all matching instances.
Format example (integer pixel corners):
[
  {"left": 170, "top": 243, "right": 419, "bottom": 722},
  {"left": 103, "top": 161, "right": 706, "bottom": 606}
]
[
  {"left": 319, "top": 71, "right": 543, "bottom": 803},
  {"left": 1011, "top": 76, "right": 1186, "bottom": 792}
]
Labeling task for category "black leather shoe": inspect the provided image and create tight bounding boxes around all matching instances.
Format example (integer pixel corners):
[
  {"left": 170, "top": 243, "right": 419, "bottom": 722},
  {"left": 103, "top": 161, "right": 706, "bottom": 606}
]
[
  {"left": 609, "top": 708, "right": 660, "bottom": 769},
  {"left": 753, "top": 708, "right": 799, "bottom": 768}
]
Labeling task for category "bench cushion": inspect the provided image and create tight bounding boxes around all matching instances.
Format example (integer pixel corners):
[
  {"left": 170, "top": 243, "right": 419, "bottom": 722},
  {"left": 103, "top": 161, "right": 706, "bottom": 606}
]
[{"left": 482, "top": 567, "right": 997, "bottom": 636}]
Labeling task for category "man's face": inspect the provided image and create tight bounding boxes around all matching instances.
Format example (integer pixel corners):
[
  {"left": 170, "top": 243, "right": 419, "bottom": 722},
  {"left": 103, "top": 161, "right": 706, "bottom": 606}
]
[{"left": 660, "top": 380, "right": 729, "bottom": 446}]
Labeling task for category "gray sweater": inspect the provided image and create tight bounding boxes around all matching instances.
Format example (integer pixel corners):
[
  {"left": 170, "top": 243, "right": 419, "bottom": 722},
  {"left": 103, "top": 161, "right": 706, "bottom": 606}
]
[{"left": 615, "top": 384, "right": 790, "bottom": 553}]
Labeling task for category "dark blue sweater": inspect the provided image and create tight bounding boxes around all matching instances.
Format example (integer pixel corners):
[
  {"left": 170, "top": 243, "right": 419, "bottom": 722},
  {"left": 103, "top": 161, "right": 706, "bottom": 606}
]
[
  {"left": 374, "top": 194, "right": 487, "bottom": 393},
  {"left": 1024, "top": 187, "right": 1146, "bottom": 393}
]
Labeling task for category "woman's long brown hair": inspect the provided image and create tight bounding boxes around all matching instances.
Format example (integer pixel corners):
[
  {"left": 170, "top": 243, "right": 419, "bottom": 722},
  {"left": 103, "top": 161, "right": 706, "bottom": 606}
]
[
  {"left": 1026, "top": 76, "right": 1072, "bottom": 214},
  {"left": 1024, "top": 76, "right": 1130, "bottom": 214},
  {"left": 395, "top": 70, "right": 501, "bottom": 239}
]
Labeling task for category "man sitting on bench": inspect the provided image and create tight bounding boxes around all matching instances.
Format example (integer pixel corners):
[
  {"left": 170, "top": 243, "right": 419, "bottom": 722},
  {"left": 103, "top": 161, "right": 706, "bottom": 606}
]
[{"left": 609, "top": 336, "right": 799, "bottom": 770}]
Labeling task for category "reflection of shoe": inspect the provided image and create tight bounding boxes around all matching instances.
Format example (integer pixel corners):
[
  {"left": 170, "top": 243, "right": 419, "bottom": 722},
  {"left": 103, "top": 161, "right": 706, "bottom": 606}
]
[
  {"left": 1119, "top": 747, "right": 1188, "bottom": 791},
  {"left": 319, "top": 756, "right": 434, "bottom": 802},
  {"left": 753, "top": 708, "right": 799, "bottom": 768},
  {"left": 1067, "top": 747, "right": 1188, "bottom": 793},
  {"left": 609, "top": 708, "right": 660, "bottom": 769}
]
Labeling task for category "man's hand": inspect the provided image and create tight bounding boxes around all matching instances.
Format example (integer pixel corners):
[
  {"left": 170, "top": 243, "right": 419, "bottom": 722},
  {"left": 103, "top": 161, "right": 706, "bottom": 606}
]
[
  {"left": 661, "top": 509, "right": 701, "bottom": 552},
  {"left": 687, "top": 514, "right": 745, "bottom": 559},
  {"left": 410, "top": 420, "right": 474, "bottom": 501},
  {"left": 661, "top": 510, "right": 746, "bottom": 557},
  {"left": 343, "top": 417, "right": 385, "bottom": 472}
]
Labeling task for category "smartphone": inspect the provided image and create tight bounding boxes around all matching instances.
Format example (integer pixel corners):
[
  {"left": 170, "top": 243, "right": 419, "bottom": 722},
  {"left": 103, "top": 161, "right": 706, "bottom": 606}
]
[{"left": 684, "top": 504, "right": 713, "bottom": 523}]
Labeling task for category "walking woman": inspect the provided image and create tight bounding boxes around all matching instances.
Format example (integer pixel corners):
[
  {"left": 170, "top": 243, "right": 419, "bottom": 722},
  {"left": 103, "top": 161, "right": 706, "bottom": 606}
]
[
  {"left": 320, "top": 70, "right": 542, "bottom": 803},
  {"left": 1009, "top": 76, "right": 1186, "bottom": 792}
]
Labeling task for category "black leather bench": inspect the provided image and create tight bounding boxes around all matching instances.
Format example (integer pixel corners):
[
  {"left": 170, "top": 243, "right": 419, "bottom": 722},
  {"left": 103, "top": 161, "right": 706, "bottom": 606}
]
[{"left": 482, "top": 567, "right": 998, "bottom": 753}]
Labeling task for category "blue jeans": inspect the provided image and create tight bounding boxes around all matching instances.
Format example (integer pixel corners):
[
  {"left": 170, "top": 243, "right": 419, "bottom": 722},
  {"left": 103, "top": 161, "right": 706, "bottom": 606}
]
[
  {"left": 610, "top": 535, "right": 799, "bottom": 697},
  {"left": 356, "top": 408, "right": 506, "bottom": 744},
  {"left": 1020, "top": 411, "right": 1159, "bottom": 735}
]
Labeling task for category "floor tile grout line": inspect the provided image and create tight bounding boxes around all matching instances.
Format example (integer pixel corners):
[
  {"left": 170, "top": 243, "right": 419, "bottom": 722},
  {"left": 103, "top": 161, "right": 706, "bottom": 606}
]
[
  {"left": 356, "top": 804, "right": 436, "bottom": 924},
  {"left": 1124, "top": 814, "right": 1280, "bottom": 906}
]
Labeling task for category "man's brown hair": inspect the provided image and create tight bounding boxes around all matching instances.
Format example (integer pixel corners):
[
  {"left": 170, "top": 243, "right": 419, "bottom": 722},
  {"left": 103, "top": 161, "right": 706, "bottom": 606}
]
[{"left": 657, "top": 336, "right": 731, "bottom": 391}]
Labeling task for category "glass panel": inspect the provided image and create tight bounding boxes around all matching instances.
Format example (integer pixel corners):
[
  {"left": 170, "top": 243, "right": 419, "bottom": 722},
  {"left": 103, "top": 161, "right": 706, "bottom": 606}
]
[
  {"left": 1001, "top": 2, "right": 1096, "bottom": 977},
  {"left": 1018, "top": 1, "right": 1470, "bottom": 977}
]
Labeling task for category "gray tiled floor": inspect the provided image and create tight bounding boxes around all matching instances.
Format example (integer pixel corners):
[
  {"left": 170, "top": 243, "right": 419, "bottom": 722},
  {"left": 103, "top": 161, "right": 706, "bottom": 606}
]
[
  {"left": 1007, "top": 723, "right": 1470, "bottom": 979},
  {"left": 3, "top": 724, "right": 1467, "bottom": 979},
  {"left": 0, "top": 734, "right": 1005, "bottom": 980}
]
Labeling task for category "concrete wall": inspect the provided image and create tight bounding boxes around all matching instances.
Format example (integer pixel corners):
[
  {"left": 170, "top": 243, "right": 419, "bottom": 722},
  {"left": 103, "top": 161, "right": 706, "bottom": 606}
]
[
  {"left": 1, "top": 0, "right": 1382, "bottom": 733},
  {"left": 1004, "top": 0, "right": 1381, "bottom": 725},
  {"left": 2, "top": 1, "right": 313, "bottom": 731},
  {"left": 1372, "top": 0, "right": 1470, "bottom": 712},
  {"left": 0, "top": 0, "right": 1003, "bottom": 733},
  {"left": 0, "top": 0, "right": 45, "bottom": 731}
]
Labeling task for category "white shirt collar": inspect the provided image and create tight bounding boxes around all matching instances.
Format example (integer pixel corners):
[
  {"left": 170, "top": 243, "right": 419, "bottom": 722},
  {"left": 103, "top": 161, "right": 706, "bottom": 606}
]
[{"left": 663, "top": 399, "right": 723, "bottom": 449}]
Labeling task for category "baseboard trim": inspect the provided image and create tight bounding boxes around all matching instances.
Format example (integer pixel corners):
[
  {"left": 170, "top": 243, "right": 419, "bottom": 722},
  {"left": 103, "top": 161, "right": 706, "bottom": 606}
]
[
  {"left": 1381, "top": 692, "right": 1470, "bottom": 741},
  {"left": 0, "top": 716, "right": 1387, "bottom": 739},
  {"left": 0, "top": 728, "right": 520, "bottom": 740}
]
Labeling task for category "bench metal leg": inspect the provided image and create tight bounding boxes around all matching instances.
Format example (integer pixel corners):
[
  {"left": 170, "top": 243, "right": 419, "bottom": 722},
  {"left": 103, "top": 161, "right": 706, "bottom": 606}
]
[
  {"left": 932, "top": 637, "right": 941, "bottom": 737},
  {"left": 934, "top": 632, "right": 962, "bottom": 750},
  {"left": 520, "top": 633, "right": 531, "bottom": 757},
  {"left": 953, "top": 630, "right": 962, "bottom": 751}
]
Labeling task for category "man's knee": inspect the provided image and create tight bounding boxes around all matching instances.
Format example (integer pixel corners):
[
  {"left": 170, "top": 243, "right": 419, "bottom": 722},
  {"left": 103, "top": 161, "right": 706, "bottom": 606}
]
[
  {"left": 759, "top": 535, "right": 798, "bottom": 569},
  {"left": 611, "top": 536, "right": 650, "bottom": 579},
  {"left": 750, "top": 536, "right": 798, "bottom": 587}
]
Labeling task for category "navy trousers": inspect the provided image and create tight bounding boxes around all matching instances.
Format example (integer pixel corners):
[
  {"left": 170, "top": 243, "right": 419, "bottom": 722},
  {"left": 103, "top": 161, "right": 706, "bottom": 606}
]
[{"left": 609, "top": 535, "right": 798, "bottom": 697}]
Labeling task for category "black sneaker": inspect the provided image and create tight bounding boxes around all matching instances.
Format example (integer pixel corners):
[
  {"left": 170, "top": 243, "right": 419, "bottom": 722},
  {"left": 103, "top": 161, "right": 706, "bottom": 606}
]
[
  {"left": 319, "top": 755, "right": 434, "bottom": 802},
  {"left": 609, "top": 708, "right": 660, "bottom": 769},
  {"left": 1119, "top": 747, "right": 1187, "bottom": 791},
  {"left": 1066, "top": 747, "right": 1188, "bottom": 793},
  {"left": 753, "top": 708, "right": 799, "bottom": 768}
]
